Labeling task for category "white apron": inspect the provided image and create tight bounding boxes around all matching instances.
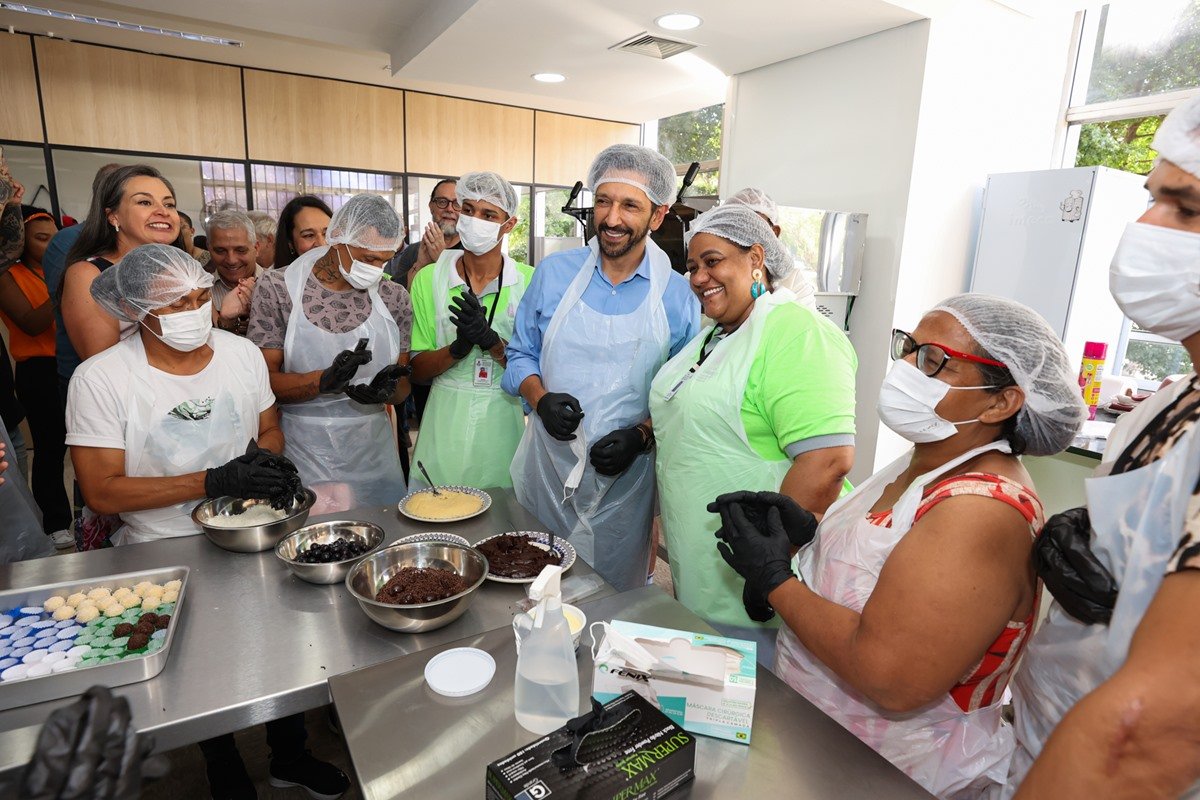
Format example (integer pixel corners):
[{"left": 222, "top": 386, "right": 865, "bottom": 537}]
[
  {"left": 510, "top": 240, "right": 672, "bottom": 591},
  {"left": 117, "top": 334, "right": 259, "bottom": 545},
  {"left": 777, "top": 441, "right": 1016, "bottom": 799},
  {"left": 279, "top": 248, "right": 405, "bottom": 512},
  {"left": 411, "top": 251, "right": 527, "bottom": 490},
  {"left": 1005, "top": 377, "right": 1200, "bottom": 799},
  {"left": 649, "top": 289, "right": 796, "bottom": 628}
]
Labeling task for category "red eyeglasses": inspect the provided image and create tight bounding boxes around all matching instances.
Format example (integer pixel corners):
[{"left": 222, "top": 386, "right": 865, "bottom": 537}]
[{"left": 890, "top": 329, "right": 1006, "bottom": 378}]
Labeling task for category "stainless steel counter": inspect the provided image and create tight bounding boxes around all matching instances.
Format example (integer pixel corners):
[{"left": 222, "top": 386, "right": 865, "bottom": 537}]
[
  {"left": 329, "top": 586, "right": 934, "bottom": 800},
  {"left": 0, "top": 491, "right": 615, "bottom": 774}
]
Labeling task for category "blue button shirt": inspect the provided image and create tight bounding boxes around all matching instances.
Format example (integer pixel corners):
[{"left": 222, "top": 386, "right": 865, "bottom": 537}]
[
  {"left": 42, "top": 225, "right": 83, "bottom": 383},
  {"left": 502, "top": 245, "right": 700, "bottom": 399}
]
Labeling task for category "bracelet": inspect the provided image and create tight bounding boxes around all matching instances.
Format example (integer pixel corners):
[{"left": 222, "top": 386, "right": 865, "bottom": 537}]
[{"left": 635, "top": 423, "right": 655, "bottom": 453}]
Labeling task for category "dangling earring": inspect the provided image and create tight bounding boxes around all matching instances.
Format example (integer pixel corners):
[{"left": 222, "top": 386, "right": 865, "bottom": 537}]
[
  {"left": 112, "top": 222, "right": 120, "bottom": 233},
  {"left": 750, "top": 269, "right": 765, "bottom": 299}
]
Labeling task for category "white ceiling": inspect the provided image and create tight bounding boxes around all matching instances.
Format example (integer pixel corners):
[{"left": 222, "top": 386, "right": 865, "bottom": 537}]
[{"left": 0, "top": 0, "right": 929, "bottom": 122}]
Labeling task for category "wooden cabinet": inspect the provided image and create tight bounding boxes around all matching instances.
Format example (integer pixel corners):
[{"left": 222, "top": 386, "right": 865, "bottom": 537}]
[
  {"left": 534, "top": 112, "right": 641, "bottom": 187},
  {"left": 0, "top": 36, "right": 42, "bottom": 142},
  {"left": 405, "top": 93, "right": 534, "bottom": 183}
]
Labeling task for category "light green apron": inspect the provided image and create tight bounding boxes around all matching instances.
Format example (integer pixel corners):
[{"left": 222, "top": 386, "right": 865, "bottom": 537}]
[
  {"left": 649, "top": 289, "right": 795, "bottom": 628},
  {"left": 411, "top": 250, "right": 528, "bottom": 490}
]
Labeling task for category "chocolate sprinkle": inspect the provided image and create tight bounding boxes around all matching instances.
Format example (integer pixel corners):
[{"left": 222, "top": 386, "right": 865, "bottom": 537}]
[
  {"left": 477, "top": 534, "right": 561, "bottom": 579},
  {"left": 375, "top": 567, "right": 468, "bottom": 605}
]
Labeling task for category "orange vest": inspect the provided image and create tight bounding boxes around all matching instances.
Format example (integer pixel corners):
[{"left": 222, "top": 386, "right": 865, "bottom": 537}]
[{"left": 1, "top": 262, "right": 55, "bottom": 360}]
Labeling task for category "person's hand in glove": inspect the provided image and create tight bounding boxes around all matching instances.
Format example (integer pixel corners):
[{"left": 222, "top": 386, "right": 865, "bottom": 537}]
[
  {"left": 20, "top": 685, "right": 167, "bottom": 800},
  {"left": 589, "top": 427, "right": 645, "bottom": 476},
  {"left": 318, "top": 338, "right": 372, "bottom": 394},
  {"left": 708, "top": 491, "right": 818, "bottom": 550},
  {"left": 239, "top": 439, "right": 298, "bottom": 473},
  {"left": 345, "top": 363, "right": 410, "bottom": 405},
  {"left": 1034, "top": 506, "right": 1117, "bottom": 625},
  {"left": 536, "top": 392, "right": 584, "bottom": 441},
  {"left": 714, "top": 504, "right": 797, "bottom": 622},
  {"left": 204, "top": 453, "right": 294, "bottom": 500},
  {"left": 449, "top": 290, "right": 501, "bottom": 351}
]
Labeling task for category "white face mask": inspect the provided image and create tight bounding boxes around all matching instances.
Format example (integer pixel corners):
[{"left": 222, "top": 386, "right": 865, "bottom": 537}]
[
  {"left": 877, "top": 360, "right": 997, "bottom": 443},
  {"left": 143, "top": 302, "right": 213, "bottom": 352},
  {"left": 337, "top": 245, "right": 384, "bottom": 290},
  {"left": 456, "top": 214, "right": 504, "bottom": 256},
  {"left": 1109, "top": 221, "right": 1200, "bottom": 342}
]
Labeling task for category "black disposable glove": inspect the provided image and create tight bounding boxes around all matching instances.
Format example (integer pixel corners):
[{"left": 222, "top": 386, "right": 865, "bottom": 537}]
[
  {"left": 715, "top": 505, "right": 797, "bottom": 622},
  {"left": 204, "top": 454, "right": 294, "bottom": 500},
  {"left": 536, "top": 392, "right": 584, "bottom": 441},
  {"left": 20, "top": 685, "right": 167, "bottom": 800},
  {"left": 345, "top": 363, "right": 410, "bottom": 405},
  {"left": 318, "top": 338, "right": 372, "bottom": 394},
  {"left": 589, "top": 427, "right": 645, "bottom": 476},
  {"left": 708, "top": 491, "right": 818, "bottom": 550},
  {"left": 1034, "top": 506, "right": 1118, "bottom": 625},
  {"left": 447, "top": 326, "right": 474, "bottom": 359},
  {"left": 239, "top": 440, "right": 298, "bottom": 474},
  {"left": 449, "top": 291, "right": 501, "bottom": 351}
]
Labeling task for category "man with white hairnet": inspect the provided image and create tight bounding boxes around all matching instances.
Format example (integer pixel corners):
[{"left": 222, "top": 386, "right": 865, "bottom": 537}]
[
  {"left": 249, "top": 193, "right": 411, "bottom": 513},
  {"left": 649, "top": 205, "right": 856, "bottom": 660},
  {"left": 409, "top": 171, "right": 534, "bottom": 489},
  {"left": 1007, "top": 94, "right": 1200, "bottom": 798},
  {"left": 65, "top": 243, "right": 296, "bottom": 545},
  {"left": 64, "top": 243, "right": 350, "bottom": 799},
  {"left": 504, "top": 144, "right": 700, "bottom": 591}
]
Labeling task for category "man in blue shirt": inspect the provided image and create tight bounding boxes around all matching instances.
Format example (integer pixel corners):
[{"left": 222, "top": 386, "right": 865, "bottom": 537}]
[{"left": 504, "top": 144, "right": 699, "bottom": 591}]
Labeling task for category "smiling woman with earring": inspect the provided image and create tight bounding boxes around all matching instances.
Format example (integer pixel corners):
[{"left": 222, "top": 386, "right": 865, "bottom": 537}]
[{"left": 648, "top": 204, "right": 854, "bottom": 662}]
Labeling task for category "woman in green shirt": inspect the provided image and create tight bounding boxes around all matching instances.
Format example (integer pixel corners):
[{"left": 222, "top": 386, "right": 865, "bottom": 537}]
[
  {"left": 408, "top": 172, "right": 534, "bottom": 489},
  {"left": 649, "top": 204, "right": 857, "bottom": 660}
]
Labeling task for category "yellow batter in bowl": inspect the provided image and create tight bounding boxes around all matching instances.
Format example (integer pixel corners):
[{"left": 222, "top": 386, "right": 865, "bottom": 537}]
[{"left": 404, "top": 490, "right": 485, "bottom": 520}]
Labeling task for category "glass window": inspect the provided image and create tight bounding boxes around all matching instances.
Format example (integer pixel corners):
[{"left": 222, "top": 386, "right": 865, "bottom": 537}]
[
  {"left": 1077, "top": 1, "right": 1200, "bottom": 105},
  {"left": 530, "top": 187, "right": 588, "bottom": 265},
  {"left": 250, "top": 164, "right": 404, "bottom": 225},
  {"left": 1072, "top": 115, "right": 1164, "bottom": 175},
  {"left": 1, "top": 144, "right": 51, "bottom": 214},
  {"left": 52, "top": 150, "right": 247, "bottom": 233},
  {"left": 657, "top": 103, "right": 723, "bottom": 166},
  {"left": 1122, "top": 328, "right": 1194, "bottom": 384}
]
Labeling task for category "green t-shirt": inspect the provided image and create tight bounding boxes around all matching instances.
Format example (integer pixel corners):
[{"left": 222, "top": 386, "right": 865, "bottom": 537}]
[
  {"left": 409, "top": 259, "right": 535, "bottom": 353},
  {"left": 739, "top": 302, "right": 858, "bottom": 462}
]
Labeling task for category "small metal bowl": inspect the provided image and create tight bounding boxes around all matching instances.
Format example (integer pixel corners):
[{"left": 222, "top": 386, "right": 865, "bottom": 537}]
[
  {"left": 275, "top": 520, "right": 385, "bottom": 584},
  {"left": 192, "top": 490, "right": 317, "bottom": 553},
  {"left": 345, "top": 542, "right": 489, "bottom": 633}
]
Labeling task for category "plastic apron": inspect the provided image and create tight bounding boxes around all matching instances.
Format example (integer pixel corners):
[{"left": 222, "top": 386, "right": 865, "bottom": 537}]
[
  {"left": 116, "top": 335, "right": 258, "bottom": 545},
  {"left": 1005, "top": 378, "right": 1200, "bottom": 799},
  {"left": 649, "top": 289, "right": 795, "bottom": 629},
  {"left": 410, "top": 251, "right": 527, "bottom": 490},
  {"left": 510, "top": 239, "right": 672, "bottom": 592},
  {"left": 279, "top": 248, "right": 405, "bottom": 512},
  {"left": 777, "top": 440, "right": 1016, "bottom": 799}
]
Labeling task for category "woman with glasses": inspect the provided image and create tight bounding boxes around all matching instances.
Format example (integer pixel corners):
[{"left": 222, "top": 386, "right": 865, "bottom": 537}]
[
  {"left": 649, "top": 204, "right": 855, "bottom": 662},
  {"left": 711, "top": 294, "right": 1085, "bottom": 799}
]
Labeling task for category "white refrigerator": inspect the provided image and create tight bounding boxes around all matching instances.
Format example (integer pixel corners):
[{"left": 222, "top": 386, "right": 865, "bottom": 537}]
[{"left": 969, "top": 166, "right": 1149, "bottom": 373}]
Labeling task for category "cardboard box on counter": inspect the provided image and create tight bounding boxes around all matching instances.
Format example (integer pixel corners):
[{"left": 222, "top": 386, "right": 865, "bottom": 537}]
[
  {"left": 486, "top": 691, "right": 695, "bottom": 800},
  {"left": 591, "top": 620, "right": 756, "bottom": 745}
]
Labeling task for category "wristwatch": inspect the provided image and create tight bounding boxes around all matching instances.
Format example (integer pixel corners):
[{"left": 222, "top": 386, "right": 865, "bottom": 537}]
[{"left": 635, "top": 423, "right": 655, "bottom": 453}]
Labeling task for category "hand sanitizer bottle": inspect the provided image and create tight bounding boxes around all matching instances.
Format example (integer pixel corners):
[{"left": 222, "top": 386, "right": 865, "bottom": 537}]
[{"left": 514, "top": 565, "right": 579, "bottom": 734}]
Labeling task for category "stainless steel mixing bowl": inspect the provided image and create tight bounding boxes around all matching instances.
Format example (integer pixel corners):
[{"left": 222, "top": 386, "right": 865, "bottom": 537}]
[
  {"left": 192, "top": 490, "right": 317, "bottom": 553},
  {"left": 344, "top": 542, "right": 489, "bottom": 633},
  {"left": 275, "top": 520, "right": 385, "bottom": 584}
]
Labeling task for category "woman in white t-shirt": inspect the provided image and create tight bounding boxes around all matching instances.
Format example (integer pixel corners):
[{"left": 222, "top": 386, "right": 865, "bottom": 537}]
[{"left": 65, "top": 244, "right": 298, "bottom": 546}]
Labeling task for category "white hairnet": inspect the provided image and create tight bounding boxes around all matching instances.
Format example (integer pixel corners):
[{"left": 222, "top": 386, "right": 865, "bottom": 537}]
[
  {"left": 725, "top": 188, "right": 779, "bottom": 226},
  {"left": 457, "top": 171, "right": 518, "bottom": 217},
  {"left": 1153, "top": 93, "right": 1200, "bottom": 179},
  {"left": 326, "top": 194, "right": 403, "bottom": 251},
  {"left": 686, "top": 204, "right": 796, "bottom": 280},
  {"left": 932, "top": 294, "right": 1086, "bottom": 457},
  {"left": 587, "top": 144, "right": 678, "bottom": 207},
  {"left": 90, "top": 243, "right": 214, "bottom": 323}
]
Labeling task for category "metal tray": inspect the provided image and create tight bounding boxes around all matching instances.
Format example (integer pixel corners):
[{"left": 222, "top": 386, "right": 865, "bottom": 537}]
[{"left": 0, "top": 566, "right": 189, "bottom": 711}]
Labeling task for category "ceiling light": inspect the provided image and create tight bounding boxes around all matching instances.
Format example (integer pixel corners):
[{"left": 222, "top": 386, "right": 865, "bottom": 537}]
[
  {"left": 532, "top": 72, "right": 566, "bottom": 83},
  {"left": 654, "top": 13, "right": 702, "bottom": 31},
  {"left": 0, "top": 2, "right": 243, "bottom": 46}
]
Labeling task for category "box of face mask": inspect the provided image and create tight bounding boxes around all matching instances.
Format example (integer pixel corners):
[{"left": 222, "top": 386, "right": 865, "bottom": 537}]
[
  {"left": 590, "top": 620, "right": 757, "bottom": 744},
  {"left": 485, "top": 690, "right": 695, "bottom": 800}
]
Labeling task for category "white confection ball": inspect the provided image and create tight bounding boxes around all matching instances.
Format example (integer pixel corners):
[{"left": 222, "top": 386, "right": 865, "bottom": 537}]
[
  {"left": 140, "top": 597, "right": 159, "bottom": 611},
  {"left": 51, "top": 606, "right": 75, "bottom": 621},
  {"left": 65, "top": 593, "right": 87, "bottom": 607},
  {"left": 74, "top": 606, "right": 100, "bottom": 623},
  {"left": 112, "top": 587, "right": 133, "bottom": 600},
  {"left": 43, "top": 596, "right": 66, "bottom": 613},
  {"left": 164, "top": 580, "right": 182, "bottom": 593},
  {"left": 104, "top": 604, "right": 124, "bottom": 618},
  {"left": 86, "top": 588, "right": 111, "bottom": 601},
  {"left": 133, "top": 582, "right": 154, "bottom": 598},
  {"left": 121, "top": 595, "right": 142, "bottom": 610},
  {"left": 162, "top": 590, "right": 179, "bottom": 604}
]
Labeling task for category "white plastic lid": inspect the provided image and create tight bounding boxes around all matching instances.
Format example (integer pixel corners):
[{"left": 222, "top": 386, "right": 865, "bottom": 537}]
[{"left": 424, "top": 647, "right": 496, "bottom": 697}]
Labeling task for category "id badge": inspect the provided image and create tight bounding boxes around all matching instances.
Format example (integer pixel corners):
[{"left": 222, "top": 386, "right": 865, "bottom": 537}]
[{"left": 473, "top": 356, "right": 494, "bottom": 386}]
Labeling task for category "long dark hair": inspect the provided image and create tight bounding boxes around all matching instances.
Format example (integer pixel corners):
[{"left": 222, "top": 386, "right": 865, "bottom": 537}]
[
  {"left": 65, "top": 165, "right": 184, "bottom": 267},
  {"left": 274, "top": 195, "right": 334, "bottom": 268}
]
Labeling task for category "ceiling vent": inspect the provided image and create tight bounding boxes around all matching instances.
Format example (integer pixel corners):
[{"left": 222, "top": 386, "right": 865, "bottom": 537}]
[{"left": 610, "top": 31, "right": 696, "bottom": 60}]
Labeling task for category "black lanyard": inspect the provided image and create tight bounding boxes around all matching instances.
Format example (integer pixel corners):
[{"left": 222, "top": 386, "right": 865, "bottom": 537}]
[
  {"left": 467, "top": 260, "right": 506, "bottom": 327},
  {"left": 695, "top": 326, "right": 722, "bottom": 367}
]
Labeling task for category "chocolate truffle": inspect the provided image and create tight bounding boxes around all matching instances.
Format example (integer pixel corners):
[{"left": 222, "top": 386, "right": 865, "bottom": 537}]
[
  {"left": 155, "top": 615, "right": 171, "bottom": 630},
  {"left": 126, "top": 633, "right": 149, "bottom": 651},
  {"left": 112, "top": 622, "right": 135, "bottom": 638}
]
